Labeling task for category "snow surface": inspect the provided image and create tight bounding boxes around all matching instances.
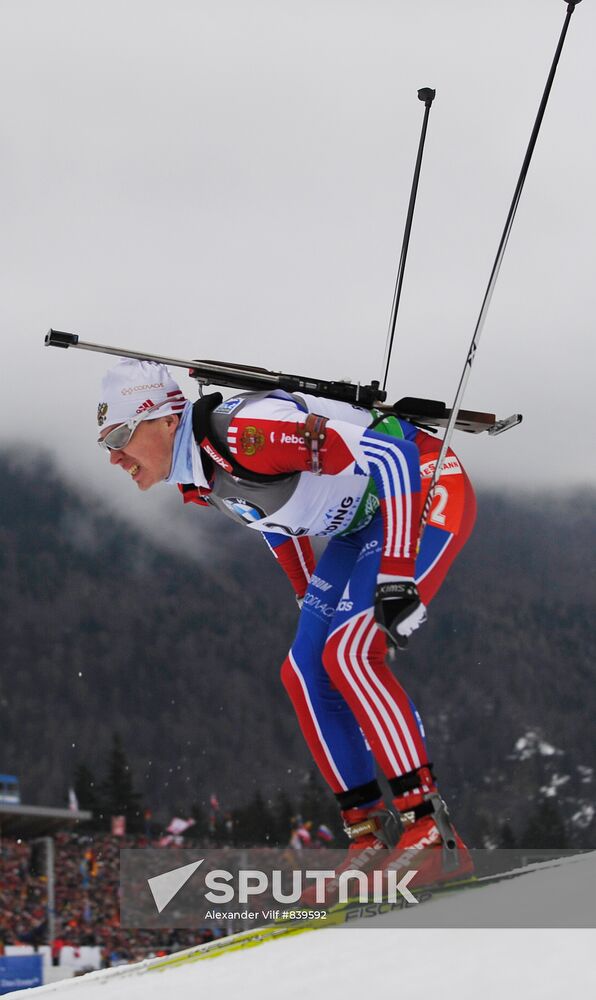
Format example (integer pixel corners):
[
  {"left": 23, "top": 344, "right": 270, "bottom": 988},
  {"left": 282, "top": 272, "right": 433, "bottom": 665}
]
[{"left": 8, "top": 854, "right": 596, "bottom": 999}]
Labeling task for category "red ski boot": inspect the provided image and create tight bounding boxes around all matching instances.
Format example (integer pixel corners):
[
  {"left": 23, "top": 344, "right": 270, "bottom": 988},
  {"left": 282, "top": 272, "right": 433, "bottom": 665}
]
[
  {"left": 299, "top": 801, "right": 400, "bottom": 907},
  {"left": 383, "top": 765, "right": 474, "bottom": 890}
]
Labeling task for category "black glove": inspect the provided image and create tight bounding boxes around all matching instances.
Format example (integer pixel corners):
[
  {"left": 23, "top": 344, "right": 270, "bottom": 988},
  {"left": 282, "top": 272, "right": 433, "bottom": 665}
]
[{"left": 374, "top": 580, "right": 427, "bottom": 649}]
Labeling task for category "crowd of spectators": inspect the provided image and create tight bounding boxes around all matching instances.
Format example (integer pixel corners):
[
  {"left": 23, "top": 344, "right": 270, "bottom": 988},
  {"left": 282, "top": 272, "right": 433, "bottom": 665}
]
[
  {"left": 0, "top": 838, "right": 47, "bottom": 950},
  {"left": 0, "top": 831, "right": 221, "bottom": 967}
]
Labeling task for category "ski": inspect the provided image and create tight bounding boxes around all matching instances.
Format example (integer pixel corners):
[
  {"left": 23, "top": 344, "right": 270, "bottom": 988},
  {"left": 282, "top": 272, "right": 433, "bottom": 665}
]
[{"left": 141, "top": 854, "right": 582, "bottom": 973}]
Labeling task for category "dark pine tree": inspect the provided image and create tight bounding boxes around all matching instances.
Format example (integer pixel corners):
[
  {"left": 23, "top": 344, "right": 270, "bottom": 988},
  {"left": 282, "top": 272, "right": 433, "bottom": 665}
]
[
  {"left": 499, "top": 822, "right": 517, "bottom": 849},
  {"left": 298, "top": 768, "right": 343, "bottom": 841},
  {"left": 273, "top": 790, "right": 297, "bottom": 848},
  {"left": 73, "top": 762, "right": 104, "bottom": 830},
  {"left": 519, "top": 799, "right": 568, "bottom": 851},
  {"left": 232, "top": 790, "right": 276, "bottom": 845},
  {"left": 189, "top": 802, "right": 210, "bottom": 841},
  {"left": 100, "top": 733, "right": 145, "bottom": 833}
]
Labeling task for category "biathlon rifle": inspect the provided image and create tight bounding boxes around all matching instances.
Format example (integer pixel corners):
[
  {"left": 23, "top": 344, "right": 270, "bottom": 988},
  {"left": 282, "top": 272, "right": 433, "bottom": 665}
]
[{"left": 44, "top": 329, "right": 520, "bottom": 436}]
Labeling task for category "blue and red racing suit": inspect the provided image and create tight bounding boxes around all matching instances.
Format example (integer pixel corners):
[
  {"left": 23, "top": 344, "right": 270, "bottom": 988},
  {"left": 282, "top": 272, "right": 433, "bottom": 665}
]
[{"left": 179, "top": 391, "right": 476, "bottom": 795}]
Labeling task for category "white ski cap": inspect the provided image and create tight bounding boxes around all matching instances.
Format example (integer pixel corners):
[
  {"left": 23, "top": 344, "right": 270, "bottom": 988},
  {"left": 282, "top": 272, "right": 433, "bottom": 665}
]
[{"left": 97, "top": 359, "right": 187, "bottom": 429}]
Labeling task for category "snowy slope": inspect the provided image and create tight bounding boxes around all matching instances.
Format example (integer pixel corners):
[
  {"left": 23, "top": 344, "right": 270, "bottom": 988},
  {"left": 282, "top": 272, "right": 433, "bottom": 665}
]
[{"left": 9, "top": 853, "right": 596, "bottom": 999}]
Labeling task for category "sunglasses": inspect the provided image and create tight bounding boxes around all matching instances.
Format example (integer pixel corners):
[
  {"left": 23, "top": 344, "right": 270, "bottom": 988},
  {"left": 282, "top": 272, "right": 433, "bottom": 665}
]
[{"left": 97, "top": 399, "right": 172, "bottom": 451}]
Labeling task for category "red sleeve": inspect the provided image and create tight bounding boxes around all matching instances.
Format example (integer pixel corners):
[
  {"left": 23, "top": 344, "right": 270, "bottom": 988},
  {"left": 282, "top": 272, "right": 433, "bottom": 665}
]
[
  {"left": 227, "top": 415, "right": 354, "bottom": 475},
  {"left": 263, "top": 534, "right": 315, "bottom": 599}
]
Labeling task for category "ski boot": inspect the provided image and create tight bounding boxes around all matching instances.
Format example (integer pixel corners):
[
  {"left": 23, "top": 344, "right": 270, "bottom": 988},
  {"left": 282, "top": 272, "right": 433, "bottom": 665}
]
[
  {"left": 299, "top": 801, "right": 400, "bottom": 908},
  {"left": 382, "top": 764, "right": 474, "bottom": 890}
]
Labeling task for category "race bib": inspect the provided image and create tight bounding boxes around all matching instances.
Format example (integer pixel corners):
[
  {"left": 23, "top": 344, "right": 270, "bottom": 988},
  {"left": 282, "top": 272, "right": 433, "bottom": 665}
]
[{"left": 419, "top": 453, "right": 465, "bottom": 535}]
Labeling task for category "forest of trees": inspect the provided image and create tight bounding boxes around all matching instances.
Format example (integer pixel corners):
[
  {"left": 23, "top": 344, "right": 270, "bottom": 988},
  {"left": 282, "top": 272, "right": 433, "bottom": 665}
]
[
  {"left": 75, "top": 734, "right": 576, "bottom": 851},
  {"left": 0, "top": 447, "right": 594, "bottom": 850}
]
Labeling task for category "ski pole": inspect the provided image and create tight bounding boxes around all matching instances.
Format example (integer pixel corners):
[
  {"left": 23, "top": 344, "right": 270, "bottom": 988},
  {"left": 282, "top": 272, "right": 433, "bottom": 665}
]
[
  {"left": 419, "top": 0, "right": 582, "bottom": 538},
  {"left": 381, "top": 87, "right": 436, "bottom": 394}
]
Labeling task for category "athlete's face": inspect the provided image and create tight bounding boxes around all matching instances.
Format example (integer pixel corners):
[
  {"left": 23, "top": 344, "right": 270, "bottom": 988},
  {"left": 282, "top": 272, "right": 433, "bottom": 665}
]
[{"left": 100, "top": 415, "right": 179, "bottom": 491}]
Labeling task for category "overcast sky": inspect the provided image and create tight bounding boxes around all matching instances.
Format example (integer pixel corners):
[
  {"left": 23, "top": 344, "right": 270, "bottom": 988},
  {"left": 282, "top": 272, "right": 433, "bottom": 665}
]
[{"left": 1, "top": 0, "right": 594, "bottom": 531}]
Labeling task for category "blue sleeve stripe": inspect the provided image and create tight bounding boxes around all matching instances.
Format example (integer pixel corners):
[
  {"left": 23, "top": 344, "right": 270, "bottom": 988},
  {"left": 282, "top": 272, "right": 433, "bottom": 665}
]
[{"left": 263, "top": 531, "right": 287, "bottom": 551}]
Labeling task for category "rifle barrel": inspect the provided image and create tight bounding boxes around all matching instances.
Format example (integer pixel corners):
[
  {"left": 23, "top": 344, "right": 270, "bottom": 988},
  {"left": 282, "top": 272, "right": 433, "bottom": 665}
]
[{"left": 44, "top": 329, "right": 385, "bottom": 407}]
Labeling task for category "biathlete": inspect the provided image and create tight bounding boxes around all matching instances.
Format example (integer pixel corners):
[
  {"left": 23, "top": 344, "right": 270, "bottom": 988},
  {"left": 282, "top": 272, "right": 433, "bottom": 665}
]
[{"left": 97, "top": 358, "right": 477, "bottom": 890}]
